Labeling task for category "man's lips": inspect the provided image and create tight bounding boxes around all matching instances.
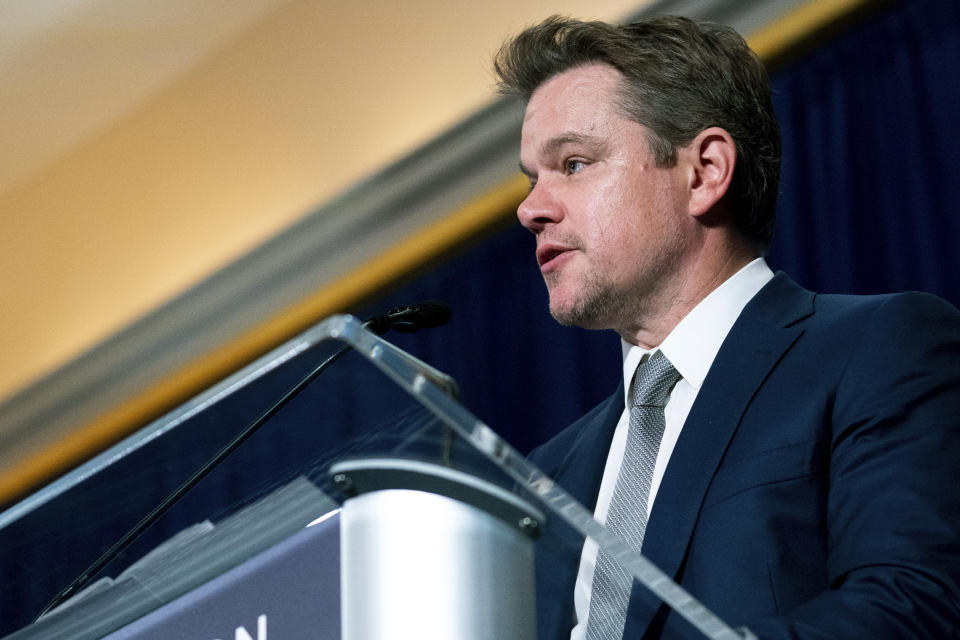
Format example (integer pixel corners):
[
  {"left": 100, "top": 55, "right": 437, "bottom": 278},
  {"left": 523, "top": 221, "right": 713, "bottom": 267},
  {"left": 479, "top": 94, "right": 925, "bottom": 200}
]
[{"left": 536, "top": 243, "right": 576, "bottom": 270}]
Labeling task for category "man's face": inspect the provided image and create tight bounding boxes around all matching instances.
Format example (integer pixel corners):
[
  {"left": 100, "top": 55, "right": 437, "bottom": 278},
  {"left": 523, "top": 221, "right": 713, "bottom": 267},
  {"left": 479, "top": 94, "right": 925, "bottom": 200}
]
[{"left": 518, "top": 63, "right": 694, "bottom": 335}]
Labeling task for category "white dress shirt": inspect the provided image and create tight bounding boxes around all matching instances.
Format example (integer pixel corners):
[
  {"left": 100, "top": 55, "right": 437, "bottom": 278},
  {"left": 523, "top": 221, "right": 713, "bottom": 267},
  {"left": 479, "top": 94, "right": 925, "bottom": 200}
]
[{"left": 570, "top": 258, "right": 774, "bottom": 639}]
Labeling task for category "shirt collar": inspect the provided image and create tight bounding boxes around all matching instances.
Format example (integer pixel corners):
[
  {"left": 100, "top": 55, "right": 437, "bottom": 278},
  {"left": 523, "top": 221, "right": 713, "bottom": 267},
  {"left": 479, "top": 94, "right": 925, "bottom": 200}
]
[{"left": 621, "top": 258, "right": 774, "bottom": 398}]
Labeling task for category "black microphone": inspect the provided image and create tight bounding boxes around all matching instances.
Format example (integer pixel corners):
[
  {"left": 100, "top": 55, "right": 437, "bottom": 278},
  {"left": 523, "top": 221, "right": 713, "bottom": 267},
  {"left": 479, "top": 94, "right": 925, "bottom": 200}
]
[
  {"left": 37, "top": 301, "right": 451, "bottom": 620},
  {"left": 365, "top": 300, "right": 451, "bottom": 334}
]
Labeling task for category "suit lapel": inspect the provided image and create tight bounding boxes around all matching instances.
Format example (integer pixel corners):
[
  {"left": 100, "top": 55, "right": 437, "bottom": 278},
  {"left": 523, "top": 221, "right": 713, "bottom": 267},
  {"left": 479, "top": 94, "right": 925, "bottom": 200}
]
[
  {"left": 626, "top": 273, "right": 815, "bottom": 634},
  {"left": 545, "top": 382, "right": 625, "bottom": 509},
  {"left": 533, "top": 386, "right": 624, "bottom": 640}
]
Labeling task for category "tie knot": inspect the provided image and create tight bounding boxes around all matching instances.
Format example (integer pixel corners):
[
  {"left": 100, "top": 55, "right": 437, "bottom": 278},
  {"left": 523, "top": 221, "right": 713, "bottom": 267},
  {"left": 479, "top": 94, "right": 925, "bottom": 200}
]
[{"left": 630, "top": 351, "right": 681, "bottom": 409}]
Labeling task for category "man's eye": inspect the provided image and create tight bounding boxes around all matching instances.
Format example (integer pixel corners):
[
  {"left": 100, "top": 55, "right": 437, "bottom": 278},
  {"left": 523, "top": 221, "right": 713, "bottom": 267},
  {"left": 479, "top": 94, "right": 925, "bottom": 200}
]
[{"left": 566, "top": 159, "right": 586, "bottom": 174}]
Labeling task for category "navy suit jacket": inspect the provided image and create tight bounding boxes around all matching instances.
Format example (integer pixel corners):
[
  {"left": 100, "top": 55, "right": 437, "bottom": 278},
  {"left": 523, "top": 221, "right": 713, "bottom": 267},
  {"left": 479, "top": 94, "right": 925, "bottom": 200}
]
[{"left": 529, "top": 273, "right": 960, "bottom": 639}]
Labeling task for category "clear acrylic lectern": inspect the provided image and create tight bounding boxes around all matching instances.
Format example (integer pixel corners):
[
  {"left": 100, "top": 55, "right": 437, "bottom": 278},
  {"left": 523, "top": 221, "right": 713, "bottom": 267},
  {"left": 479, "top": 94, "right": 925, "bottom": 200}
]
[{"left": 0, "top": 315, "right": 753, "bottom": 640}]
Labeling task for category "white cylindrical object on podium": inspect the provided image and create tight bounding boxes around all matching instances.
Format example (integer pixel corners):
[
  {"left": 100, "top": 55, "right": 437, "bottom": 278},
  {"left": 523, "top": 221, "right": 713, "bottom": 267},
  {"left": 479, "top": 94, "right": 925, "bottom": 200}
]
[{"left": 337, "top": 462, "right": 539, "bottom": 640}]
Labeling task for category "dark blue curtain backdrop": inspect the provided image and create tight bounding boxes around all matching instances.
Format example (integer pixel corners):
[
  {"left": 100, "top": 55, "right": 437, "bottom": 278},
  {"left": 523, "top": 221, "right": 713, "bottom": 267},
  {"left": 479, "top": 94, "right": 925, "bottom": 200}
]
[
  {"left": 768, "top": 0, "right": 960, "bottom": 301},
  {"left": 2, "top": 0, "right": 958, "bottom": 634}
]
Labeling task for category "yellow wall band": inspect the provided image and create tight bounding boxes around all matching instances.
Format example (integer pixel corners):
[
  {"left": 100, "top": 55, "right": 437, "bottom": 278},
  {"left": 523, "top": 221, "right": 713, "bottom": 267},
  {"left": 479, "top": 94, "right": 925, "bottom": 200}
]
[
  {"left": 748, "top": 0, "right": 877, "bottom": 62},
  {"left": 0, "top": 175, "right": 530, "bottom": 505}
]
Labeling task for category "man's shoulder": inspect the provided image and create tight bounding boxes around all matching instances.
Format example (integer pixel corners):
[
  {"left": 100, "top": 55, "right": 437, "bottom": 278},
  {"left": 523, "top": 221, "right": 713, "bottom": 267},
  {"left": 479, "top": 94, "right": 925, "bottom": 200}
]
[
  {"left": 745, "top": 281, "right": 960, "bottom": 405},
  {"left": 754, "top": 272, "right": 960, "bottom": 328},
  {"left": 802, "top": 289, "right": 960, "bottom": 341},
  {"left": 813, "top": 288, "right": 958, "bottom": 316}
]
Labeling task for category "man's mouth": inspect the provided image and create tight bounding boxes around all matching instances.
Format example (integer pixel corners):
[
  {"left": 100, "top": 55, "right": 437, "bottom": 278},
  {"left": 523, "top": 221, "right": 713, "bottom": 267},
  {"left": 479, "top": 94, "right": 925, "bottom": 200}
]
[{"left": 537, "top": 243, "right": 575, "bottom": 270}]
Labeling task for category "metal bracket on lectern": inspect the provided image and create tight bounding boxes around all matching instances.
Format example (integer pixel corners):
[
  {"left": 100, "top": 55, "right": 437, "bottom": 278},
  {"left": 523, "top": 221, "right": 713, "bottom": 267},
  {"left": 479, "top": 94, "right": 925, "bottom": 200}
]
[{"left": 330, "top": 457, "right": 545, "bottom": 537}]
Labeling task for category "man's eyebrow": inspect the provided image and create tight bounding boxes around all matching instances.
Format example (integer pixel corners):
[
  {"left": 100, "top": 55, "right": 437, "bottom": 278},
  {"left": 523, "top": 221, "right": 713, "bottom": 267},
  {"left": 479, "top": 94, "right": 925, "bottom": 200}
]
[
  {"left": 541, "top": 132, "right": 609, "bottom": 157},
  {"left": 519, "top": 132, "right": 609, "bottom": 177},
  {"left": 519, "top": 132, "right": 610, "bottom": 179}
]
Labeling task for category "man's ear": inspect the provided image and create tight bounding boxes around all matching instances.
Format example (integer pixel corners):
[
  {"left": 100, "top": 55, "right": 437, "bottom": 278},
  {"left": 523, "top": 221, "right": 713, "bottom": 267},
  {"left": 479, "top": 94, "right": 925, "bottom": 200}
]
[{"left": 681, "top": 127, "right": 736, "bottom": 218}]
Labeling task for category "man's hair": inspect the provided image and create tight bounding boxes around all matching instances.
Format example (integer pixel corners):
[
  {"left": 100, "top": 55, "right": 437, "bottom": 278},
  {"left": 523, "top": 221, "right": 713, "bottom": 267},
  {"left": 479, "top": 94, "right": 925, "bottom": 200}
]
[{"left": 494, "top": 15, "right": 781, "bottom": 250}]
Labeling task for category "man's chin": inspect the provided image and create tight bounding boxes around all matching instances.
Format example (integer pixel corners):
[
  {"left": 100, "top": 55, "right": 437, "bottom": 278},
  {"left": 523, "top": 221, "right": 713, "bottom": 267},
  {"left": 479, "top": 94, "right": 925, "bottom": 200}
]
[
  {"left": 548, "top": 285, "right": 620, "bottom": 330},
  {"left": 549, "top": 300, "right": 608, "bottom": 330}
]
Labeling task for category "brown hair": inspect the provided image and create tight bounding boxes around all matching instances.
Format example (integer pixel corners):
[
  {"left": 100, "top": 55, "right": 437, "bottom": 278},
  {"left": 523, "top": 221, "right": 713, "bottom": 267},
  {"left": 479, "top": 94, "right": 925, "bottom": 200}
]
[{"left": 494, "top": 15, "right": 781, "bottom": 250}]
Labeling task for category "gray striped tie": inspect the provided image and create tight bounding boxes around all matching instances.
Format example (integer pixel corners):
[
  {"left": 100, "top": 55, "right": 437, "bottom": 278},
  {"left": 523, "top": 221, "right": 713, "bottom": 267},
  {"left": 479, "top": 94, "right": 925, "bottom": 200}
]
[{"left": 585, "top": 351, "right": 681, "bottom": 640}]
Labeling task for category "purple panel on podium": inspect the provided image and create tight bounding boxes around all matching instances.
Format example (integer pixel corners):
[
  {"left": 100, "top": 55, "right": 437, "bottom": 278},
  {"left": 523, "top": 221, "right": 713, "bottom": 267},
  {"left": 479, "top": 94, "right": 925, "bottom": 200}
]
[{"left": 104, "top": 512, "right": 340, "bottom": 640}]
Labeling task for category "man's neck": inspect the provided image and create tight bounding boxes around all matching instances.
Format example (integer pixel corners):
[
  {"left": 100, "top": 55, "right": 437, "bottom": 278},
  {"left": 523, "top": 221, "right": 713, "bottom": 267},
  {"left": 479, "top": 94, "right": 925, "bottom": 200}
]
[{"left": 616, "top": 245, "right": 758, "bottom": 348}]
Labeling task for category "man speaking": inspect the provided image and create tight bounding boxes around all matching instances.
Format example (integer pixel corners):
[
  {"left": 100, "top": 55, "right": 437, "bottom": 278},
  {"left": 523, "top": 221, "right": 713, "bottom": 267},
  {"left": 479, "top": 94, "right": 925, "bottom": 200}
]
[{"left": 494, "top": 15, "right": 960, "bottom": 639}]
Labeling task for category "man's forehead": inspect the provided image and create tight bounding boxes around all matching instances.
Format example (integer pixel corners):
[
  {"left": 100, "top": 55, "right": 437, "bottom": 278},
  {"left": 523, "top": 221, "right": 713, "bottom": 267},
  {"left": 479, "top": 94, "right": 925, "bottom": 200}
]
[
  {"left": 522, "top": 64, "right": 628, "bottom": 136},
  {"left": 526, "top": 62, "right": 624, "bottom": 108},
  {"left": 521, "top": 67, "right": 631, "bottom": 149}
]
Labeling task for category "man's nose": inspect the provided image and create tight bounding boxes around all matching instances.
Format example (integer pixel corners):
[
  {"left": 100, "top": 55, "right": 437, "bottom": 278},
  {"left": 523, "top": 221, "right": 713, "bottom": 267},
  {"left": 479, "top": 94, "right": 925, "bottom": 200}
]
[{"left": 517, "top": 183, "right": 563, "bottom": 233}]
